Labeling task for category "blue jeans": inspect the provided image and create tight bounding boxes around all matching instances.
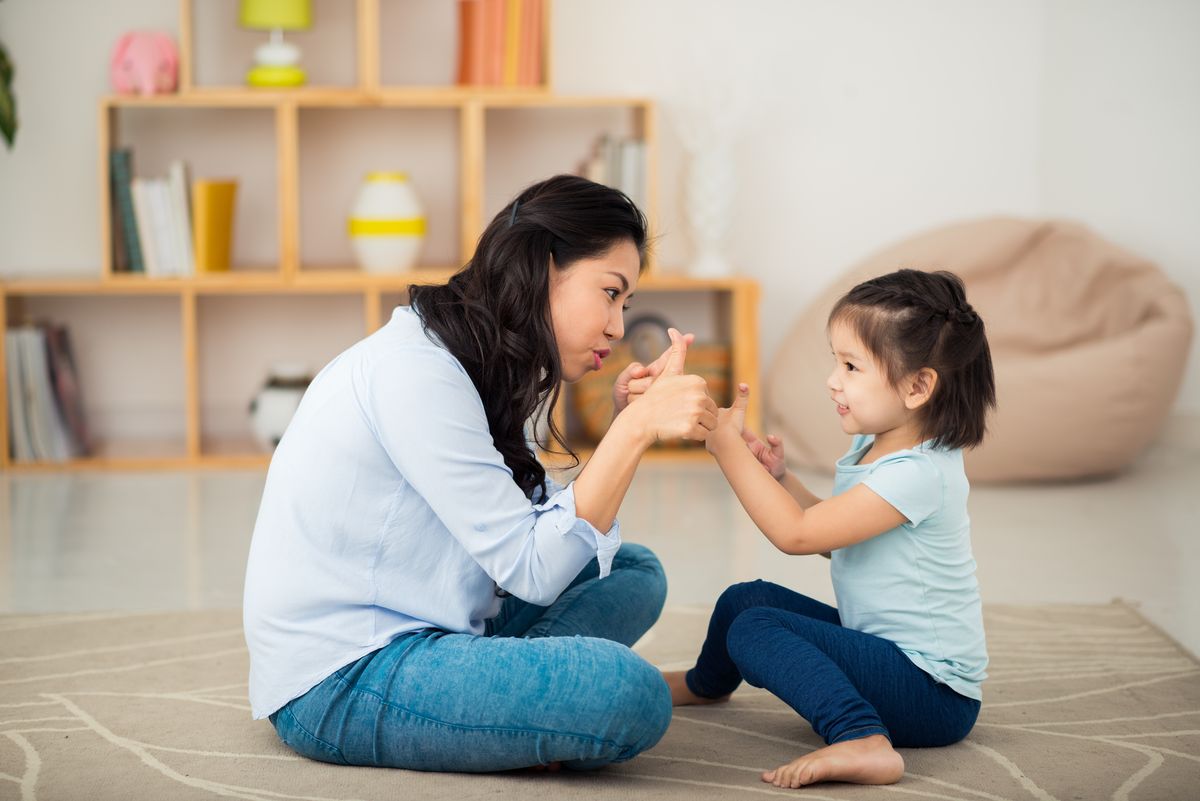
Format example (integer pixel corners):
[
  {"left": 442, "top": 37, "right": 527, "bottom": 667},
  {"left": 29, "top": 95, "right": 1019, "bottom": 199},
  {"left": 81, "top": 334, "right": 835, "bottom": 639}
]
[
  {"left": 687, "top": 580, "right": 980, "bottom": 748},
  {"left": 270, "top": 543, "right": 671, "bottom": 772}
]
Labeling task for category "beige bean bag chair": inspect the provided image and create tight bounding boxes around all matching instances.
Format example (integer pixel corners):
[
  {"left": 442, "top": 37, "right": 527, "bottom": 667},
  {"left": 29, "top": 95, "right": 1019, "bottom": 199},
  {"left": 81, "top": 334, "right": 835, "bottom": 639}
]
[{"left": 766, "top": 217, "right": 1193, "bottom": 482}]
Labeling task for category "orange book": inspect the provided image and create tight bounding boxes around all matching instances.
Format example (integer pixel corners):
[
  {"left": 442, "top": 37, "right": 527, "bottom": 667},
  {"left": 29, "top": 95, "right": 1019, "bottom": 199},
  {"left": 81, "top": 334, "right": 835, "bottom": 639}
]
[
  {"left": 483, "top": 0, "right": 505, "bottom": 85},
  {"left": 503, "top": 0, "right": 521, "bottom": 86},
  {"left": 456, "top": 0, "right": 485, "bottom": 86}
]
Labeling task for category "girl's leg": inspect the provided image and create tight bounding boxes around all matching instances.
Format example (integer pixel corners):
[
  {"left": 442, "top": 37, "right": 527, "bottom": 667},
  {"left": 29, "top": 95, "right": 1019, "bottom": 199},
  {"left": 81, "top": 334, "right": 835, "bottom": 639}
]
[
  {"left": 726, "top": 607, "right": 980, "bottom": 788},
  {"left": 486, "top": 542, "right": 668, "bottom": 645},
  {"left": 272, "top": 627, "right": 672, "bottom": 772},
  {"left": 727, "top": 606, "right": 980, "bottom": 747},
  {"left": 675, "top": 580, "right": 839, "bottom": 701}
]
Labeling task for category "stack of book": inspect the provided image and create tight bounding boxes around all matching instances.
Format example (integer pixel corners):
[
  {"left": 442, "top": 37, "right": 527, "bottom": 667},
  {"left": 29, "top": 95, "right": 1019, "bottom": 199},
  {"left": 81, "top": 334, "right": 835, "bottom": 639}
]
[
  {"left": 5, "top": 324, "right": 89, "bottom": 463},
  {"left": 456, "top": 0, "right": 545, "bottom": 87},
  {"left": 110, "top": 149, "right": 195, "bottom": 276},
  {"left": 580, "top": 134, "right": 646, "bottom": 212}
]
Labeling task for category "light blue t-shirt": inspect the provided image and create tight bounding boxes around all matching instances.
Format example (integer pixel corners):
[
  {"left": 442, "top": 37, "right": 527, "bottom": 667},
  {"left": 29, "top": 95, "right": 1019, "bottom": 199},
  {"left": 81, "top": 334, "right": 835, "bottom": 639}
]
[
  {"left": 830, "top": 434, "right": 988, "bottom": 700},
  {"left": 242, "top": 306, "right": 621, "bottom": 720}
]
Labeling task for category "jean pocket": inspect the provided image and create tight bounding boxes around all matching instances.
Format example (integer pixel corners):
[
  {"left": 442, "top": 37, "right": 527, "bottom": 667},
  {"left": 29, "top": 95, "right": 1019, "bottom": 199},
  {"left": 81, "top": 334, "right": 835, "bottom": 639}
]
[{"left": 272, "top": 704, "right": 350, "bottom": 765}]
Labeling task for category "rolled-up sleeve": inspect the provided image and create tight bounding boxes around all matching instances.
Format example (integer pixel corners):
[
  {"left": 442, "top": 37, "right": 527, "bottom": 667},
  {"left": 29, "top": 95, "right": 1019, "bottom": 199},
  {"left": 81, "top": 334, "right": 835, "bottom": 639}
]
[{"left": 361, "top": 346, "right": 621, "bottom": 605}]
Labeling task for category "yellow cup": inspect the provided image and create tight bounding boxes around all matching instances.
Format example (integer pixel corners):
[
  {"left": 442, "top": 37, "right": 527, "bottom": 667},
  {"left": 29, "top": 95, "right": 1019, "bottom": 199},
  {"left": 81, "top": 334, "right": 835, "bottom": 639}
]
[{"left": 192, "top": 180, "right": 238, "bottom": 272}]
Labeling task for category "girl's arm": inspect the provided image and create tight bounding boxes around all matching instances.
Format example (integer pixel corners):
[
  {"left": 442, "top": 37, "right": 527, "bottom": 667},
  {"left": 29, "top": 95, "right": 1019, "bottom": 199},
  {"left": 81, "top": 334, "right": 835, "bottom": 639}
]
[{"left": 709, "top": 387, "right": 906, "bottom": 555}]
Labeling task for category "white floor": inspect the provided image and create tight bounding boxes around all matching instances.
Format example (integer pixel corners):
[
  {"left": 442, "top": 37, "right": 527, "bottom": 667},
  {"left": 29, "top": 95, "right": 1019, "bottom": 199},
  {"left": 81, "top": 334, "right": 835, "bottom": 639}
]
[{"left": 2, "top": 431, "right": 1198, "bottom": 657}]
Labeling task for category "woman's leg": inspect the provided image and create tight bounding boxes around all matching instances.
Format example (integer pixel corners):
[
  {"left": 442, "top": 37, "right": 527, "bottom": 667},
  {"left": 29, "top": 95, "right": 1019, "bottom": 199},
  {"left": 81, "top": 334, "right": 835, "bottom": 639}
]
[
  {"left": 272, "top": 543, "right": 671, "bottom": 772},
  {"left": 669, "top": 580, "right": 839, "bottom": 702},
  {"left": 272, "top": 627, "right": 672, "bottom": 772},
  {"left": 487, "top": 542, "right": 668, "bottom": 646}
]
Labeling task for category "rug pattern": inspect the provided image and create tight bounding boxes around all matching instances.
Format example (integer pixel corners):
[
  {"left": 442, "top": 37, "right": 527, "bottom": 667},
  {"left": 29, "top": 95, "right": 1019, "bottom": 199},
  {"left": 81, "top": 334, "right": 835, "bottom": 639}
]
[{"left": 1, "top": 603, "right": 1198, "bottom": 800}]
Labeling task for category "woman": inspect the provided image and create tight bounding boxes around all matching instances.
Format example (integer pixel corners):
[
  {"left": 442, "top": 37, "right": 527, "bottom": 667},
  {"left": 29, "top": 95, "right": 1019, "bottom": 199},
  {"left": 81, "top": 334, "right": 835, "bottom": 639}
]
[{"left": 243, "top": 175, "right": 718, "bottom": 772}]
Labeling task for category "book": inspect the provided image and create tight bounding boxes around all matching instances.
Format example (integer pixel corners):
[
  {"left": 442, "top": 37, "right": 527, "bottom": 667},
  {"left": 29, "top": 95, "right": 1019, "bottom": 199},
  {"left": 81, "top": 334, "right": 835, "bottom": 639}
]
[
  {"left": 17, "top": 327, "right": 72, "bottom": 462},
  {"left": 167, "top": 160, "right": 195, "bottom": 276},
  {"left": 110, "top": 148, "right": 145, "bottom": 273},
  {"left": 44, "top": 324, "right": 90, "bottom": 457},
  {"left": 5, "top": 330, "right": 33, "bottom": 462},
  {"left": 130, "top": 178, "right": 161, "bottom": 277},
  {"left": 503, "top": 0, "right": 521, "bottom": 86}
]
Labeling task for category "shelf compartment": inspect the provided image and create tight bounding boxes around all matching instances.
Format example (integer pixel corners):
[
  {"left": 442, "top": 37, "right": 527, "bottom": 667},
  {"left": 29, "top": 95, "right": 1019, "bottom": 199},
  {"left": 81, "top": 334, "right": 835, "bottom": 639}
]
[
  {"left": 4, "top": 295, "right": 189, "bottom": 468},
  {"left": 184, "top": 0, "right": 359, "bottom": 91},
  {"left": 194, "top": 294, "right": 365, "bottom": 455},
  {"left": 296, "top": 107, "right": 461, "bottom": 272},
  {"left": 105, "top": 105, "right": 279, "bottom": 278}
]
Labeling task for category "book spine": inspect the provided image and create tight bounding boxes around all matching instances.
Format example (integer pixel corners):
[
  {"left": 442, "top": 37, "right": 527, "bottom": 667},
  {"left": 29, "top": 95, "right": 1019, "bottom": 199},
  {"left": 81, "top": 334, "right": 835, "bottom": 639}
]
[
  {"left": 110, "top": 148, "right": 145, "bottom": 273},
  {"left": 130, "top": 178, "right": 160, "bottom": 277}
]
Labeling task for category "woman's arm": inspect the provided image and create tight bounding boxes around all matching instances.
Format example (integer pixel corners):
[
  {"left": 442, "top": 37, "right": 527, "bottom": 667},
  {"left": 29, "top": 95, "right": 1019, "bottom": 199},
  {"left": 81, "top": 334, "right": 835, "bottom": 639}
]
[{"left": 573, "top": 330, "right": 717, "bottom": 531}]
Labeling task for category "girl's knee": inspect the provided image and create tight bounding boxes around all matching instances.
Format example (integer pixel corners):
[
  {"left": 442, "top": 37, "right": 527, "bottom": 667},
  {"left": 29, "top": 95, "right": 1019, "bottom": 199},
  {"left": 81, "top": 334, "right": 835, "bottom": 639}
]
[{"left": 715, "top": 580, "right": 779, "bottom": 619}]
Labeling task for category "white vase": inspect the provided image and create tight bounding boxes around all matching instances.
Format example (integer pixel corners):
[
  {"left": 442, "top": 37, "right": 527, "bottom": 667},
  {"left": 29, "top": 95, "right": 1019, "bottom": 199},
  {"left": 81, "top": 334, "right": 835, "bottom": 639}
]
[
  {"left": 684, "top": 148, "right": 735, "bottom": 278},
  {"left": 348, "top": 172, "right": 426, "bottom": 272}
]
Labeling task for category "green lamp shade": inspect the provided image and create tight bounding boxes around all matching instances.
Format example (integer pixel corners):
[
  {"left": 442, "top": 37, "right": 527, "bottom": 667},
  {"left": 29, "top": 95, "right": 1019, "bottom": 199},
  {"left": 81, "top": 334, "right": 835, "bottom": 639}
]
[{"left": 240, "top": 0, "right": 312, "bottom": 30}]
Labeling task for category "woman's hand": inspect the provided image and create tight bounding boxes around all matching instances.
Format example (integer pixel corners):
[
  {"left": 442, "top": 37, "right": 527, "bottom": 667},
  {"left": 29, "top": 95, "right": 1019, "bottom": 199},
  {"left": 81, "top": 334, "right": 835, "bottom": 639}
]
[
  {"left": 612, "top": 332, "right": 695, "bottom": 417},
  {"left": 624, "top": 329, "right": 718, "bottom": 444},
  {"left": 742, "top": 428, "right": 787, "bottom": 482}
]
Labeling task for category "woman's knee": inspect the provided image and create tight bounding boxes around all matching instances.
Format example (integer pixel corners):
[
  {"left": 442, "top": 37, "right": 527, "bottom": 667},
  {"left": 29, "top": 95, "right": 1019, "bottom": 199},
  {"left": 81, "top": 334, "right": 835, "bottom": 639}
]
[
  {"left": 615, "top": 543, "right": 668, "bottom": 613},
  {"left": 587, "top": 645, "right": 672, "bottom": 761}
]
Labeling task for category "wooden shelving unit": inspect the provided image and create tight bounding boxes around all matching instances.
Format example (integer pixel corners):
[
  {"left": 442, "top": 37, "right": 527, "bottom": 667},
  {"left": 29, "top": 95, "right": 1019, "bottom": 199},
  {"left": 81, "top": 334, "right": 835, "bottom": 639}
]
[{"left": 0, "top": 0, "right": 759, "bottom": 472}]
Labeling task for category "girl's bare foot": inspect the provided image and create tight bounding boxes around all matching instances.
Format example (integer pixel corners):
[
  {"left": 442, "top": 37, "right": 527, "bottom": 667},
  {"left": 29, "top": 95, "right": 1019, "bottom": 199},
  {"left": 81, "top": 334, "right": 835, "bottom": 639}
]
[
  {"left": 761, "top": 734, "right": 904, "bottom": 788},
  {"left": 661, "top": 670, "right": 731, "bottom": 706}
]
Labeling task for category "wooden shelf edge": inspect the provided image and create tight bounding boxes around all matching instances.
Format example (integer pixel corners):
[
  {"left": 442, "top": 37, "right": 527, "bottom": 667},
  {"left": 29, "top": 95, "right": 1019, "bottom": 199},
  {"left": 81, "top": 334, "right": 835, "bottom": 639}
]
[
  {"left": 102, "top": 88, "right": 648, "bottom": 110},
  {"left": 0, "top": 270, "right": 754, "bottom": 295}
]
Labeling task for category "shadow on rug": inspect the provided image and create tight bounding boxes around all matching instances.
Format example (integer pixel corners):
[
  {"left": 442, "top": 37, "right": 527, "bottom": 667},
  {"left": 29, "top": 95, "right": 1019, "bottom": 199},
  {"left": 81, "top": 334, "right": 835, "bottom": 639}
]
[{"left": 2, "top": 603, "right": 1197, "bottom": 800}]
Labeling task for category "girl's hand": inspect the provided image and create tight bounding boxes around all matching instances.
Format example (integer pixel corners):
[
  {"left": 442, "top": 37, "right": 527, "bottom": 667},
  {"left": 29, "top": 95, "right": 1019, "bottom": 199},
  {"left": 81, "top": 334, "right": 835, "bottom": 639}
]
[
  {"left": 612, "top": 332, "right": 695, "bottom": 416},
  {"left": 628, "top": 330, "right": 718, "bottom": 443},
  {"left": 742, "top": 429, "right": 787, "bottom": 482},
  {"left": 706, "top": 383, "right": 751, "bottom": 456}
]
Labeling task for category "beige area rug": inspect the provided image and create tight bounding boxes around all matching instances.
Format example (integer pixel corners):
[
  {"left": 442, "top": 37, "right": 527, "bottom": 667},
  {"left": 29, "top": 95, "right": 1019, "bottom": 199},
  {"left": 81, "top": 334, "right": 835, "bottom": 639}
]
[{"left": 2, "top": 604, "right": 1198, "bottom": 801}]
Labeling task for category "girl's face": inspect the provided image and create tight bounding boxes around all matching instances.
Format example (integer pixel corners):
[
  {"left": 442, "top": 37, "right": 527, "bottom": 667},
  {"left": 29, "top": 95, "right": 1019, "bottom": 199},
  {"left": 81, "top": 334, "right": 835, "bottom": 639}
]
[
  {"left": 825, "top": 320, "right": 914, "bottom": 440},
  {"left": 548, "top": 239, "right": 640, "bottom": 383}
]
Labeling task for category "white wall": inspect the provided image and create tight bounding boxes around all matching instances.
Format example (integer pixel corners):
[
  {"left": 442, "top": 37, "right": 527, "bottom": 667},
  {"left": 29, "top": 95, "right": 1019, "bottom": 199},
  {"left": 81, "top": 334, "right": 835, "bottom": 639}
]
[
  {"left": 1038, "top": 0, "right": 1200, "bottom": 412},
  {"left": 2, "top": 0, "right": 1198, "bottom": 429}
]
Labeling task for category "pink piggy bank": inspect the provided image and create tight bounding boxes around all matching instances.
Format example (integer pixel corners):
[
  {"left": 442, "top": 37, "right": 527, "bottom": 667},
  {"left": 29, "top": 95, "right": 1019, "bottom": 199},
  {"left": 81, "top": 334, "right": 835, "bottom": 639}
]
[{"left": 110, "top": 32, "right": 179, "bottom": 96}]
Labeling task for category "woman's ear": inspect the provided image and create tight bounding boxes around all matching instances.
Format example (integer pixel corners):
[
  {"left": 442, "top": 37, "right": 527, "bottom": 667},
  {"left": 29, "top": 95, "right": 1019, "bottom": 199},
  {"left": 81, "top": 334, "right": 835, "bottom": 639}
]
[{"left": 904, "top": 367, "right": 938, "bottom": 410}]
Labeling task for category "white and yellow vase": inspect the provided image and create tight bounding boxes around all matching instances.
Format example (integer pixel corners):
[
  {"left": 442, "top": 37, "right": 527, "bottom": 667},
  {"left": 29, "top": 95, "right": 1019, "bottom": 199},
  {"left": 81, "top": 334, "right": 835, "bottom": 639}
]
[{"left": 348, "top": 172, "right": 426, "bottom": 272}]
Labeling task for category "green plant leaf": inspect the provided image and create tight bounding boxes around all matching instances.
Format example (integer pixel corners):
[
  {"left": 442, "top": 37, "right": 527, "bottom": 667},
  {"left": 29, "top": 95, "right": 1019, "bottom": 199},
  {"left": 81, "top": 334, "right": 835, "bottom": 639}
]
[{"left": 0, "top": 41, "right": 14, "bottom": 147}]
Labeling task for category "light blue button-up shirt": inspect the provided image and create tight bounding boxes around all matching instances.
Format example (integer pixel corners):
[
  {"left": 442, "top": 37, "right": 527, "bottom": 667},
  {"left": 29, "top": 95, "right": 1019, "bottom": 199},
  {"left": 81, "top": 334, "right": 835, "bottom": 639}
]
[{"left": 243, "top": 306, "right": 621, "bottom": 719}]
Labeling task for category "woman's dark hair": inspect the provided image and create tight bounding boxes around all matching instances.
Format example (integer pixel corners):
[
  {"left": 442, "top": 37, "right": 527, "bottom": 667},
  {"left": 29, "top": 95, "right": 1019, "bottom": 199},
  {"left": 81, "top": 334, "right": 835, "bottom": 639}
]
[
  {"left": 408, "top": 174, "right": 648, "bottom": 498},
  {"left": 828, "top": 269, "right": 996, "bottom": 450}
]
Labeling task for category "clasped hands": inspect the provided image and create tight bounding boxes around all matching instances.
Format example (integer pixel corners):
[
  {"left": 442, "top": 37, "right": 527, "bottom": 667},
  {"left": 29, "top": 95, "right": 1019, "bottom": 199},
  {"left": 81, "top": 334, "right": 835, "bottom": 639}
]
[{"left": 612, "top": 330, "right": 786, "bottom": 478}]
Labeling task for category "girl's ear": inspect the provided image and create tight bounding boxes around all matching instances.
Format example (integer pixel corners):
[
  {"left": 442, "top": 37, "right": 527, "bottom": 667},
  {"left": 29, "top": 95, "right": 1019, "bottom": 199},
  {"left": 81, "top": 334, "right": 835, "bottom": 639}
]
[{"left": 904, "top": 367, "right": 938, "bottom": 410}]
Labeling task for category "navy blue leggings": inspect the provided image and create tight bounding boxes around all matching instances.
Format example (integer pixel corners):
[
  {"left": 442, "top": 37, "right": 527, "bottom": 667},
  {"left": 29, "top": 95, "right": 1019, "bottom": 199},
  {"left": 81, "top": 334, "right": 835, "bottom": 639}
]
[{"left": 686, "top": 580, "right": 980, "bottom": 747}]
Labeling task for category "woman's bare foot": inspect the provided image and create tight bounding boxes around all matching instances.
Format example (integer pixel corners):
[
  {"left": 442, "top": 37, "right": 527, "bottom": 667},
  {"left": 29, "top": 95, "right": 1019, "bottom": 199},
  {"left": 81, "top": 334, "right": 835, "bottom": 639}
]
[
  {"left": 661, "top": 670, "right": 731, "bottom": 706},
  {"left": 761, "top": 734, "right": 904, "bottom": 788}
]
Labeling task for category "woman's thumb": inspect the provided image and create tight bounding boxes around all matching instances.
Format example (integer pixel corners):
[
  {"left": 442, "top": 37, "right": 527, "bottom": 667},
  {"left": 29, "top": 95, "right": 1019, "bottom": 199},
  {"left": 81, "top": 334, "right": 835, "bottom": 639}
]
[{"left": 663, "top": 328, "right": 688, "bottom": 375}]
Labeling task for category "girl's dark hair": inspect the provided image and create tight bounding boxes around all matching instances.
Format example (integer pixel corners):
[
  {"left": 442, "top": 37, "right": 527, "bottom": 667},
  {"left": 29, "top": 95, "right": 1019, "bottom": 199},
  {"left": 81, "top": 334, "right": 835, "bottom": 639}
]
[
  {"left": 408, "top": 174, "right": 648, "bottom": 498},
  {"left": 828, "top": 269, "right": 996, "bottom": 450}
]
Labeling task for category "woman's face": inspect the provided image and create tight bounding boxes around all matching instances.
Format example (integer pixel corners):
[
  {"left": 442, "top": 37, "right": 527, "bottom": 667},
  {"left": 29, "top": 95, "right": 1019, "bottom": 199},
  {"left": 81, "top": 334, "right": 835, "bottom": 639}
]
[{"left": 548, "top": 239, "right": 641, "bottom": 383}]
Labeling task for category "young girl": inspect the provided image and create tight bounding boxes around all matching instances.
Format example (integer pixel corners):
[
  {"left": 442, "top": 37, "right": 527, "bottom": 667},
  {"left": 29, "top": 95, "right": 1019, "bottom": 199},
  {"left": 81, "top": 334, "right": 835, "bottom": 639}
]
[{"left": 664, "top": 269, "right": 995, "bottom": 789}]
